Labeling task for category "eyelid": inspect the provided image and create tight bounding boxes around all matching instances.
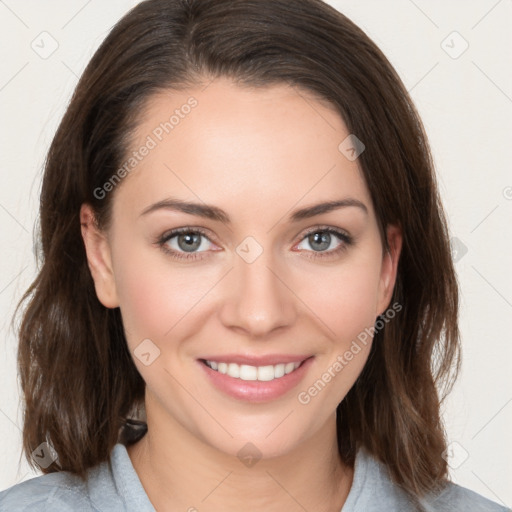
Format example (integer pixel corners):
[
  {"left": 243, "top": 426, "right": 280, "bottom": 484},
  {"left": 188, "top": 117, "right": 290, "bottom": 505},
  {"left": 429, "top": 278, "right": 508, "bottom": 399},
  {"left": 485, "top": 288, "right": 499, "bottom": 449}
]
[
  {"left": 156, "top": 224, "right": 353, "bottom": 261},
  {"left": 296, "top": 224, "right": 351, "bottom": 241},
  {"left": 155, "top": 226, "right": 219, "bottom": 261},
  {"left": 292, "top": 224, "right": 353, "bottom": 258},
  {"left": 158, "top": 226, "right": 217, "bottom": 245}
]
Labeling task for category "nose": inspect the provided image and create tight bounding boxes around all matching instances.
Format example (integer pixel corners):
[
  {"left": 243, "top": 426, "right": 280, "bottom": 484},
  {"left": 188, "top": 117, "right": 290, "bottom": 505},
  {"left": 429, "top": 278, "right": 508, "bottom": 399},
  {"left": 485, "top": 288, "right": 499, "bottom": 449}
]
[{"left": 218, "top": 247, "right": 297, "bottom": 338}]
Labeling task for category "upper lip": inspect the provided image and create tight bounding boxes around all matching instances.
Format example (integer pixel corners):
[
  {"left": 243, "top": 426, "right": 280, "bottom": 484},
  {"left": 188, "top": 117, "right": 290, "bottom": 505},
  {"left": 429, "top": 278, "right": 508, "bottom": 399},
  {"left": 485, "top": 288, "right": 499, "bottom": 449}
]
[{"left": 199, "top": 354, "right": 313, "bottom": 366}]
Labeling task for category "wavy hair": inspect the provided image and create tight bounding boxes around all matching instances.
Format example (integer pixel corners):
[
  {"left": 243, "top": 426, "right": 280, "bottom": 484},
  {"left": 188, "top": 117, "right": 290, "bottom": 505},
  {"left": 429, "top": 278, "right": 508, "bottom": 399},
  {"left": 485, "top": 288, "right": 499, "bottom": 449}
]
[{"left": 15, "top": 0, "right": 460, "bottom": 501}]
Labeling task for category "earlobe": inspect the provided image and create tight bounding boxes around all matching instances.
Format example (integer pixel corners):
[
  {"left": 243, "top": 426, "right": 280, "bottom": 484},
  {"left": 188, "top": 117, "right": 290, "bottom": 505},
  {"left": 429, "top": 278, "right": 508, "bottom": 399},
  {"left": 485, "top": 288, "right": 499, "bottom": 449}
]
[
  {"left": 377, "top": 224, "right": 402, "bottom": 316},
  {"left": 79, "top": 203, "right": 119, "bottom": 308}
]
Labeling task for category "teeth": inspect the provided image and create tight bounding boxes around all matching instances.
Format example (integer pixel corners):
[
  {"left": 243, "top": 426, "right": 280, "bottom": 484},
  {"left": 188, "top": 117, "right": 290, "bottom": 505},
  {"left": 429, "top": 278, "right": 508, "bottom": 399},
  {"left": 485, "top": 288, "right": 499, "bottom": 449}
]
[
  {"left": 228, "top": 363, "right": 240, "bottom": 378},
  {"left": 205, "top": 360, "right": 301, "bottom": 381}
]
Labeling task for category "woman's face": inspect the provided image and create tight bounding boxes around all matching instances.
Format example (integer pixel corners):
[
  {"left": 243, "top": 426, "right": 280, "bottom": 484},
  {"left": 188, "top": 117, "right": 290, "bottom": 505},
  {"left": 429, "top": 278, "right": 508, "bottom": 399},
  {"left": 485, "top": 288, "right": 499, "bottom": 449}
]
[{"left": 82, "top": 77, "right": 401, "bottom": 459}]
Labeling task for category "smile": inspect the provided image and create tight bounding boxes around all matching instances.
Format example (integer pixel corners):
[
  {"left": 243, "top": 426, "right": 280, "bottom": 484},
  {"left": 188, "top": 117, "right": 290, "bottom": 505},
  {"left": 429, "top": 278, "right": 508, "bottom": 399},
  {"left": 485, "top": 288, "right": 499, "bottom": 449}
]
[
  {"left": 198, "top": 354, "right": 314, "bottom": 402},
  {"left": 203, "top": 360, "right": 302, "bottom": 381}
]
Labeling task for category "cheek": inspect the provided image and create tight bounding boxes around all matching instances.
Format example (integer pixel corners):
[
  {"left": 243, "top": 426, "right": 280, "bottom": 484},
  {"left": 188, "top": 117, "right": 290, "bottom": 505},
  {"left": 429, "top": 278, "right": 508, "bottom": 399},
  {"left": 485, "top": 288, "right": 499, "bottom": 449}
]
[
  {"left": 112, "top": 244, "right": 217, "bottom": 348},
  {"left": 298, "top": 254, "right": 382, "bottom": 343},
  {"left": 294, "top": 260, "right": 381, "bottom": 413}
]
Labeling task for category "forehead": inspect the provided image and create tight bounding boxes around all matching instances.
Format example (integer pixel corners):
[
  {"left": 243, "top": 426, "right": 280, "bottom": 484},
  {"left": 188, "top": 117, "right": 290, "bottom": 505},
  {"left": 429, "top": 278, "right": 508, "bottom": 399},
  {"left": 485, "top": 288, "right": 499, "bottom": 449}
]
[{"left": 111, "top": 78, "right": 373, "bottom": 224}]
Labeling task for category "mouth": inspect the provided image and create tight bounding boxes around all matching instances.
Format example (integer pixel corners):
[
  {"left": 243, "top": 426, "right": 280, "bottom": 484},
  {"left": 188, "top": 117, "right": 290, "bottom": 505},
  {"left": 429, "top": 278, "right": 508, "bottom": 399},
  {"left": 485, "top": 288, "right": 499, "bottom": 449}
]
[
  {"left": 201, "top": 359, "right": 303, "bottom": 382},
  {"left": 197, "top": 355, "right": 314, "bottom": 402}
]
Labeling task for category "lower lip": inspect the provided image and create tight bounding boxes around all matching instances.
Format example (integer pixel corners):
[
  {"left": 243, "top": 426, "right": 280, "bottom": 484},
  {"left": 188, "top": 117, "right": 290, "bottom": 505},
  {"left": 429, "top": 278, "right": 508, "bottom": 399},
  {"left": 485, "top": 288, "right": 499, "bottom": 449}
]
[{"left": 197, "top": 357, "right": 314, "bottom": 402}]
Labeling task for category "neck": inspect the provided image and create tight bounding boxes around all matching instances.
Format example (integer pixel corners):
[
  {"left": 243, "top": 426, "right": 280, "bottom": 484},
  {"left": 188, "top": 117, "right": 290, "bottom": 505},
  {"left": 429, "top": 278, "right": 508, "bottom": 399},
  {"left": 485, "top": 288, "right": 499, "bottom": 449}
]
[{"left": 128, "top": 395, "right": 353, "bottom": 512}]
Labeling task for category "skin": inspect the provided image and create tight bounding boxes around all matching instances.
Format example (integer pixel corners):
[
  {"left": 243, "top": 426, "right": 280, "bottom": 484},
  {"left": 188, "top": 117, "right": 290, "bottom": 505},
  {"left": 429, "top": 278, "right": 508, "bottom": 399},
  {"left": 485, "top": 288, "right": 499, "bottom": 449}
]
[{"left": 80, "top": 77, "right": 402, "bottom": 512}]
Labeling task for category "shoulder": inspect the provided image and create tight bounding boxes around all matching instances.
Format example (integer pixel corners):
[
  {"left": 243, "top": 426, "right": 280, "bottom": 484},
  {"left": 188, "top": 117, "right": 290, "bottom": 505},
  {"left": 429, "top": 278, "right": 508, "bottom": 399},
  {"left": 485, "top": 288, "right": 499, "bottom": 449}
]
[
  {"left": 425, "top": 481, "right": 510, "bottom": 512},
  {"left": 0, "top": 470, "right": 93, "bottom": 511},
  {"left": 344, "top": 447, "right": 510, "bottom": 512},
  {"left": 0, "top": 444, "right": 153, "bottom": 512}
]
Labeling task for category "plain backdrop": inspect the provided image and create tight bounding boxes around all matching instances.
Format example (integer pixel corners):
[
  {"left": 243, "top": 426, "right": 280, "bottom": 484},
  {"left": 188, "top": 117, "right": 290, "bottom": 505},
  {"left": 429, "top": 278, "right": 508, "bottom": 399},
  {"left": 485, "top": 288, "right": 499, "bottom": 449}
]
[{"left": 0, "top": 0, "right": 511, "bottom": 506}]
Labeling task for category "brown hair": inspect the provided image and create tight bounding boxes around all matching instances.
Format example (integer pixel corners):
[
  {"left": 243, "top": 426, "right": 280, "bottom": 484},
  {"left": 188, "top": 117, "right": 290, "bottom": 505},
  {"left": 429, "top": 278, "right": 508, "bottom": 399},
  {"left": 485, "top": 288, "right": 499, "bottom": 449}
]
[{"left": 15, "top": 0, "right": 460, "bottom": 501}]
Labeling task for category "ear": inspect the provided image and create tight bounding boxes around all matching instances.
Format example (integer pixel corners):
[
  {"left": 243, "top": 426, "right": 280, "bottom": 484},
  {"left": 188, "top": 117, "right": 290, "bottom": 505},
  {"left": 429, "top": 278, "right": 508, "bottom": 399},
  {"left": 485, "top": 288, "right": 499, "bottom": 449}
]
[
  {"left": 80, "top": 203, "right": 119, "bottom": 308},
  {"left": 376, "top": 224, "right": 402, "bottom": 316}
]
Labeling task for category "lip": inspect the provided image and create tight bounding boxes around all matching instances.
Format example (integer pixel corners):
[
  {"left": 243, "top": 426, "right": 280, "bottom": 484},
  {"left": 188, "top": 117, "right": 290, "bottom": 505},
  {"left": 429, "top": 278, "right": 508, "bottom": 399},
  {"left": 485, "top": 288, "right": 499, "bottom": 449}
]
[
  {"left": 199, "top": 353, "right": 311, "bottom": 366},
  {"left": 197, "top": 355, "right": 315, "bottom": 403}
]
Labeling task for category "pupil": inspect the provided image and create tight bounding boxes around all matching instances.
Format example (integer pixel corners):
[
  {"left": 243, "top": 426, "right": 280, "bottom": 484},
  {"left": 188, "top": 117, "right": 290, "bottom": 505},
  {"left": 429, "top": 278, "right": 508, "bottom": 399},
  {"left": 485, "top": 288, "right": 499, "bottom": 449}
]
[
  {"left": 310, "top": 232, "right": 330, "bottom": 251},
  {"left": 178, "top": 233, "right": 201, "bottom": 252}
]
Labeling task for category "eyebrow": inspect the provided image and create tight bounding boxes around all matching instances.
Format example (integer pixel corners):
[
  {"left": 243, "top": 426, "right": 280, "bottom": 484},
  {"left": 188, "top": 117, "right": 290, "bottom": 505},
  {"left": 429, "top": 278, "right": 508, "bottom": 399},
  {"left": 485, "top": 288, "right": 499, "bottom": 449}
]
[{"left": 139, "top": 197, "right": 368, "bottom": 223}]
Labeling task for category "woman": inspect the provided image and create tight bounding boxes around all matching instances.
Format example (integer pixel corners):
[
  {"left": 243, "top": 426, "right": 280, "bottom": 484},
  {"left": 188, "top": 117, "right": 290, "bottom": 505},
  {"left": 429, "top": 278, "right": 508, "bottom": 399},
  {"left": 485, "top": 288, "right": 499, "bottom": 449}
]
[{"left": 0, "top": 0, "right": 507, "bottom": 510}]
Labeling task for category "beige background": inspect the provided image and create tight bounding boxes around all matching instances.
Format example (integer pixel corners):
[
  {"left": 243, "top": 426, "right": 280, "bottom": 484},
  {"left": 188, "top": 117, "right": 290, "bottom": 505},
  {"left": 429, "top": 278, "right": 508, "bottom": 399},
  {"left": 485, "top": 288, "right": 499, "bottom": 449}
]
[{"left": 0, "top": 0, "right": 511, "bottom": 506}]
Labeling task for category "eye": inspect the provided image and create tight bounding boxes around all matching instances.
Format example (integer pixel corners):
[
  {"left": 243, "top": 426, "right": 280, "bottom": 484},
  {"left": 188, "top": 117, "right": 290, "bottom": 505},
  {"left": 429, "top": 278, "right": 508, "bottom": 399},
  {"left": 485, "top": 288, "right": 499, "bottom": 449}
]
[
  {"left": 295, "top": 226, "right": 353, "bottom": 259},
  {"left": 156, "top": 227, "right": 217, "bottom": 261},
  {"left": 156, "top": 225, "right": 353, "bottom": 262}
]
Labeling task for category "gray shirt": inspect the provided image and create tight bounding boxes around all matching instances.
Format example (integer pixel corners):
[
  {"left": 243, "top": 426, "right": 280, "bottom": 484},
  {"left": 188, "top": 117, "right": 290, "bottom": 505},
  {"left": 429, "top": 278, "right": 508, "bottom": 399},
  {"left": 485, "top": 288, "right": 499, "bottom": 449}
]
[{"left": 0, "top": 443, "right": 509, "bottom": 511}]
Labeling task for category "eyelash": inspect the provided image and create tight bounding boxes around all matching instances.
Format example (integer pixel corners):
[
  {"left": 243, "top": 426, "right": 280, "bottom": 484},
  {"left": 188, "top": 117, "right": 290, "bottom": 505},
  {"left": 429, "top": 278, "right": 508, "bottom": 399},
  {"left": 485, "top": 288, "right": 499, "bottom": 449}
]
[{"left": 155, "top": 225, "right": 353, "bottom": 262}]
